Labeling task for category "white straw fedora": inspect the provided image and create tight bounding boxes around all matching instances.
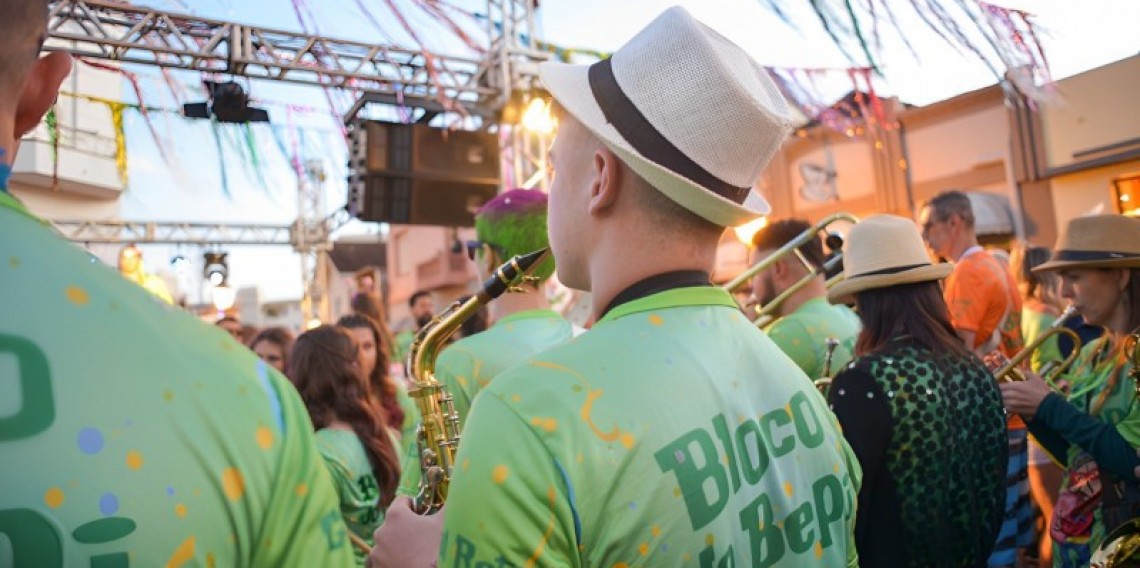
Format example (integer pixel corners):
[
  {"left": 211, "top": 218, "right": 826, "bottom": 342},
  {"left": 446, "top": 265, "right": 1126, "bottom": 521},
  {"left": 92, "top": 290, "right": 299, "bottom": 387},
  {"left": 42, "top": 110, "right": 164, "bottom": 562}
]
[
  {"left": 828, "top": 214, "right": 953, "bottom": 305},
  {"left": 538, "top": 6, "right": 794, "bottom": 227},
  {"left": 1033, "top": 214, "right": 1140, "bottom": 272}
]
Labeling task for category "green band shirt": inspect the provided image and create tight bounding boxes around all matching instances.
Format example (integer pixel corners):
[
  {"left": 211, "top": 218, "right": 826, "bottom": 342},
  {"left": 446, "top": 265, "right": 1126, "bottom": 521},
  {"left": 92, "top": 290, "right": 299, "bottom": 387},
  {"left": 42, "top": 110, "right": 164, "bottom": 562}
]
[{"left": 440, "top": 287, "right": 862, "bottom": 567}]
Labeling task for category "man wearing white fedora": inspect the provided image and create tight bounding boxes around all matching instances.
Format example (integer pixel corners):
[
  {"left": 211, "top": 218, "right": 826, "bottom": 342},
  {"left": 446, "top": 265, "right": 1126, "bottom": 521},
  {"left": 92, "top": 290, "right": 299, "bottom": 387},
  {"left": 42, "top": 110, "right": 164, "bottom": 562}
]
[{"left": 371, "top": 6, "right": 861, "bottom": 567}]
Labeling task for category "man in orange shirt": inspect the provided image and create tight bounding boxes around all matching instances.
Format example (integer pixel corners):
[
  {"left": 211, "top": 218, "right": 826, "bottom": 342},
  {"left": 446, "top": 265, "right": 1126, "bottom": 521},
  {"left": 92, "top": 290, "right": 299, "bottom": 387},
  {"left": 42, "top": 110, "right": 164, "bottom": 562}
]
[{"left": 919, "top": 189, "right": 1029, "bottom": 568}]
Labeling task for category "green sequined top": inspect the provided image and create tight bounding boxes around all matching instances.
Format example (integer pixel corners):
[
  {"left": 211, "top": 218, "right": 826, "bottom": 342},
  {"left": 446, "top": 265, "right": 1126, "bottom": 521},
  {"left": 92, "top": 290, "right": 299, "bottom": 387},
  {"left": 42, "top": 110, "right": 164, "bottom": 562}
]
[{"left": 829, "top": 338, "right": 1007, "bottom": 567}]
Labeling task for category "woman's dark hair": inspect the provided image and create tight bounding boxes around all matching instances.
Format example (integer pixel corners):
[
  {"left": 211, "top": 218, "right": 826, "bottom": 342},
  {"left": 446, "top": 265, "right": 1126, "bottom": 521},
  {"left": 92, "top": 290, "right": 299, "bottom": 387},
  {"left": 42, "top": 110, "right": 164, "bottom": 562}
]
[
  {"left": 337, "top": 313, "right": 405, "bottom": 431},
  {"left": 289, "top": 326, "right": 399, "bottom": 507},
  {"left": 854, "top": 280, "right": 970, "bottom": 357},
  {"left": 249, "top": 326, "right": 295, "bottom": 373}
]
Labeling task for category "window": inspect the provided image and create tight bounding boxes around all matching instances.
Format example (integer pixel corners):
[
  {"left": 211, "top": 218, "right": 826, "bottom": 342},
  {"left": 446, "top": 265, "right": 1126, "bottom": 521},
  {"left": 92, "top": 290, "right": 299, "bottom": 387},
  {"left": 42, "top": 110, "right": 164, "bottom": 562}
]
[{"left": 1113, "top": 174, "right": 1140, "bottom": 217}]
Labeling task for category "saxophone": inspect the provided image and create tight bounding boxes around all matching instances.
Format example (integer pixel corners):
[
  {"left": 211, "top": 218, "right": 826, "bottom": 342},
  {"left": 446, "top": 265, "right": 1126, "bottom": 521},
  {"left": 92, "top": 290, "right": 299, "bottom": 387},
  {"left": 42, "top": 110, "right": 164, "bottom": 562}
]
[{"left": 407, "top": 248, "right": 551, "bottom": 514}]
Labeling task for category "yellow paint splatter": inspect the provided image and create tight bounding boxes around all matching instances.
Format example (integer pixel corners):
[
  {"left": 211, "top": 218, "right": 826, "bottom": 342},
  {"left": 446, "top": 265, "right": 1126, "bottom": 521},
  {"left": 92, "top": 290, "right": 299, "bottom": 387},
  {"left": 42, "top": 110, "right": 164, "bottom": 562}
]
[
  {"left": 222, "top": 467, "right": 244, "bottom": 501},
  {"left": 66, "top": 286, "right": 90, "bottom": 305},
  {"left": 457, "top": 375, "right": 468, "bottom": 387},
  {"left": 523, "top": 487, "right": 559, "bottom": 568},
  {"left": 619, "top": 433, "right": 636, "bottom": 449},
  {"left": 295, "top": 483, "right": 308, "bottom": 497},
  {"left": 613, "top": 563, "right": 629, "bottom": 568},
  {"left": 638, "top": 542, "right": 649, "bottom": 555},
  {"left": 44, "top": 487, "right": 64, "bottom": 508},
  {"left": 833, "top": 463, "right": 840, "bottom": 473},
  {"left": 783, "top": 482, "right": 794, "bottom": 496},
  {"left": 580, "top": 389, "right": 634, "bottom": 448},
  {"left": 576, "top": 453, "right": 584, "bottom": 464},
  {"left": 511, "top": 394, "right": 522, "bottom": 403},
  {"left": 462, "top": 458, "right": 470, "bottom": 472},
  {"left": 683, "top": 553, "right": 692, "bottom": 562},
  {"left": 673, "top": 487, "right": 681, "bottom": 498},
  {"left": 126, "top": 450, "right": 144, "bottom": 470},
  {"left": 8, "top": 257, "right": 19, "bottom": 268},
  {"left": 492, "top": 465, "right": 510, "bottom": 484},
  {"left": 256, "top": 426, "right": 273, "bottom": 450},
  {"left": 705, "top": 534, "right": 715, "bottom": 547},
  {"left": 651, "top": 526, "right": 661, "bottom": 538},
  {"left": 164, "top": 390, "right": 174, "bottom": 402},
  {"left": 815, "top": 541, "right": 824, "bottom": 559},
  {"left": 166, "top": 536, "right": 195, "bottom": 568},
  {"left": 648, "top": 314, "right": 664, "bottom": 326},
  {"left": 175, "top": 504, "right": 187, "bottom": 518},
  {"left": 206, "top": 552, "right": 217, "bottom": 568},
  {"left": 530, "top": 417, "right": 558, "bottom": 432}
]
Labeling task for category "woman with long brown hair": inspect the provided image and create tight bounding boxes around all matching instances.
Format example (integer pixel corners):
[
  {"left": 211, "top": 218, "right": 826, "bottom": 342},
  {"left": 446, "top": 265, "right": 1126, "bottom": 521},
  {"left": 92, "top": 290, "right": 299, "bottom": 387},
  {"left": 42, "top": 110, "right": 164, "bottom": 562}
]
[
  {"left": 337, "top": 314, "right": 419, "bottom": 453},
  {"left": 289, "top": 325, "right": 402, "bottom": 564},
  {"left": 1001, "top": 214, "right": 1140, "bottom": 567},
  {"left": 826, "top": 215, "right": 1007, "bottom": 567}
]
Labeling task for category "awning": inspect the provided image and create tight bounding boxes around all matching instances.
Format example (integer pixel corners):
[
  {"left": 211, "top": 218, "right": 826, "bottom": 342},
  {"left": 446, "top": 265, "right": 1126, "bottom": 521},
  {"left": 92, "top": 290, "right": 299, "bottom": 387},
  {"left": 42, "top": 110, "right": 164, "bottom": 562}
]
[{"left": 967, "top": 192, "right": 1016, "bottom": 236}]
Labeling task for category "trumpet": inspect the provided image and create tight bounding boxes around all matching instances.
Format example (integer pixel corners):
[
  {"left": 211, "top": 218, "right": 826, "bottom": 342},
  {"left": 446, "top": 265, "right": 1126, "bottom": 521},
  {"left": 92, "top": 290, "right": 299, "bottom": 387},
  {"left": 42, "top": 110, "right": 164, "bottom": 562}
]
[
  {"left": 994, "top": 305, "right": 1082, "bottom": 386},
  {"left": 722, "top": 212, "right": 858, "bottom": 328}
]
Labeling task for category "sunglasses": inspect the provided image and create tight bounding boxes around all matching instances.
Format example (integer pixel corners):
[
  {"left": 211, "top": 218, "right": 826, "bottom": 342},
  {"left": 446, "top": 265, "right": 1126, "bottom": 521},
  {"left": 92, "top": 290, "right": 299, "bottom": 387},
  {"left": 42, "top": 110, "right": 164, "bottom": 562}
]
[{"left": 465, "top": 240, "right": 508, "bottom": 261}]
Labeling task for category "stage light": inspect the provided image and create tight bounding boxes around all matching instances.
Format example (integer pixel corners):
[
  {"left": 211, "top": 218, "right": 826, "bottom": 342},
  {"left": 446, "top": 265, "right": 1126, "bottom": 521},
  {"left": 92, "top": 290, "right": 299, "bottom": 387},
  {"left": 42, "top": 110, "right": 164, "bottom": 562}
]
[
  {"left": 203, "top": 252, "right": 228, "bottom": 286},
  {"left": 184, "top": 81, "right": 270, "bottom": 124},
  {"left": 171, "top": 255, "right": 191, "bottom": 275},
  {"left": 521, "top": 97, "right": 556, "bottom": 134}
]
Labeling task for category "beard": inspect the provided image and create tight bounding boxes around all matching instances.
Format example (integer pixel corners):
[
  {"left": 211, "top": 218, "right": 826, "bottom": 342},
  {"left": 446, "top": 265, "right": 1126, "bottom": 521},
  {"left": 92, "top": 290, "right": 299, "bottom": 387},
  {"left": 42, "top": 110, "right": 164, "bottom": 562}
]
[
  {"left": 415, "top": 313, "right": 433, "bottom": 329},
  {"left": 756, "top": 273, "right": 779, "bottom": 310}
]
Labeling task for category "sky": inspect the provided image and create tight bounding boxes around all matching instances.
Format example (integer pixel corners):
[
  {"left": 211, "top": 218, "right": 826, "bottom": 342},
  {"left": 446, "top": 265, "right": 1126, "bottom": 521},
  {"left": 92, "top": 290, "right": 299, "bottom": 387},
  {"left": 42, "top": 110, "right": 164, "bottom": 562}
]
[{"left": 106, "top": 0, "right": 1140, "bottom": 303}]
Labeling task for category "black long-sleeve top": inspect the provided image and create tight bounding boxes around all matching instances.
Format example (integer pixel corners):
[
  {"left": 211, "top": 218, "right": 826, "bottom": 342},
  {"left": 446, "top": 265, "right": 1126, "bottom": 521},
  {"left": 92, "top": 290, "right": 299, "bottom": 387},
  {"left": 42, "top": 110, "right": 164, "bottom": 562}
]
[{"left": 828, "top": 338, "right": 1007, "bottom": 568}]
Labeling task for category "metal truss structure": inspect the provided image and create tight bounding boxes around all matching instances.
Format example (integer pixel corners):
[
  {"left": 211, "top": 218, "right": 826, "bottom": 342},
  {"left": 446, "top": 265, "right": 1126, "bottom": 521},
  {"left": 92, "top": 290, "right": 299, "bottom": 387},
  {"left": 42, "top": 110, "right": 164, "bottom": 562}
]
[
  {"left": 43, "top": 0, "right": 547, "bottom": 321},
  {"left": 50, "top": 218, "right": 292, "bottom": 245},
  {"left": 46, "top": 0, "right": 545, "bottom": 118}
]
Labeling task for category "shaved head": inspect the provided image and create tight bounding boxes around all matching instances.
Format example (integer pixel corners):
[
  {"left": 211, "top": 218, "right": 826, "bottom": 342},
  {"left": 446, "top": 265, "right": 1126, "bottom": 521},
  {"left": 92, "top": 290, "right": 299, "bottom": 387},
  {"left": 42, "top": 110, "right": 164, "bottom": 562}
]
[{"left": 0, "top": 0, "right": 50, "bottom": 93}]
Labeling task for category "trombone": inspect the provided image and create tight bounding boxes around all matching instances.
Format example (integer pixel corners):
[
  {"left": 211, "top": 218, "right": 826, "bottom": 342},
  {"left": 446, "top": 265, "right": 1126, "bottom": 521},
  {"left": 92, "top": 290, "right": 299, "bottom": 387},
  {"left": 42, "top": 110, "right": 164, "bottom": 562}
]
[
  {"left": 722, "top": 212, "right": 858, "bottom": 328},
  {"left": 994, "top": 305, "right": 1082, "bottom": 386}
]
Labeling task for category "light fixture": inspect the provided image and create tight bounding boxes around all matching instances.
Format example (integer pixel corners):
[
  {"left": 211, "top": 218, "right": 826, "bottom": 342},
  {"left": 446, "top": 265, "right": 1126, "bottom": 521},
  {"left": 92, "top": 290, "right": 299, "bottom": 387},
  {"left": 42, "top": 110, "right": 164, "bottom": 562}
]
[
  {"left": 170, "top": 254, "right": 191, "bottom": 275},
  {"left": 733, "top": 217, "right": 769, "bottom": 247},
  {"left": 184, "top": 81, "right": 270, "bottom": 124},
  {"left": 203, "top": 252, "right": 228, "bottom": 286},
  {"left": 521, "top": 97, "right": 556, "bottom": 134},
  {"left": 211, "top": 285, "right": 236, "bottom": 313}
]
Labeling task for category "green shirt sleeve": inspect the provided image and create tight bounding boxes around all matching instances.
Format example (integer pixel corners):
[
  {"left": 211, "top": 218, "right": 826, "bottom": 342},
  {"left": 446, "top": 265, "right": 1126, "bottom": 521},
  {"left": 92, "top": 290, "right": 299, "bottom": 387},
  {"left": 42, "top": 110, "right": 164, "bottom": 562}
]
[
  {"left": 252, "top": 376, "right": 357, "bottom": 568},
  {"left": 767, "top": 318, "right": 820, "bottom": 378},
  {"left": 441, "top": 393, "right": 581, "bottom": 568}
]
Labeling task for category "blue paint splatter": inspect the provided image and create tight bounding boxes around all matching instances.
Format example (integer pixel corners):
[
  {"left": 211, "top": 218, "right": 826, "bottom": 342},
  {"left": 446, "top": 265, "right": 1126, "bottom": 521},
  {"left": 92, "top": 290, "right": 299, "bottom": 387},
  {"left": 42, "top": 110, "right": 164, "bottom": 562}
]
[
  {"left": 166, "top": 486, "right": 175, "bottom": 497},
  {"left": 256, "top": 359, "right": 285, "bottom": 433},
  {"left": 628, "top": 501, "right": 637, "bottom": 510},
  {"left": 77, "top": 428, "right": 104, "bottom": 455},
  {"left": 99, "top": 493, "right": 119, "bottom": 516}
]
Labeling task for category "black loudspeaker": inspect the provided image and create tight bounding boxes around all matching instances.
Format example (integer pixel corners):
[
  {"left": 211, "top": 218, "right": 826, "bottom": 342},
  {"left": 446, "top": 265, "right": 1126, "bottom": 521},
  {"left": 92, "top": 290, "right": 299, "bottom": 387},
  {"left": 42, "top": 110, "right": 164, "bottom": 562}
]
[{"left": 348, "top": 121, "right": 501, "bottom": 227}]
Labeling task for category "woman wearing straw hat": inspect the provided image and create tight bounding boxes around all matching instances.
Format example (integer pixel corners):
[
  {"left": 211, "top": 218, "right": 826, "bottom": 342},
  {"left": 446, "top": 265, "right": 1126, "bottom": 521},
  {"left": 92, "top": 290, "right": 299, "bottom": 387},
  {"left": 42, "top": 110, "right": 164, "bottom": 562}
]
[
  {"left": 826, "top": 214, "right": 1008, "bottom": 567},
  {"left": 1000, "top": 214, "right": 1140, "bottom": 567}
]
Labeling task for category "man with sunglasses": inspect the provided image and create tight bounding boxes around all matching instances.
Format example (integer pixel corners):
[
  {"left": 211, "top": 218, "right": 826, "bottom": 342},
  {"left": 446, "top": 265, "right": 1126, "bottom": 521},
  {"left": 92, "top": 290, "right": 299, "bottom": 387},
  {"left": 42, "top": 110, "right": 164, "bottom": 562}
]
[{"left": 394, "top": 188, "right": 575, "bottom": 499}]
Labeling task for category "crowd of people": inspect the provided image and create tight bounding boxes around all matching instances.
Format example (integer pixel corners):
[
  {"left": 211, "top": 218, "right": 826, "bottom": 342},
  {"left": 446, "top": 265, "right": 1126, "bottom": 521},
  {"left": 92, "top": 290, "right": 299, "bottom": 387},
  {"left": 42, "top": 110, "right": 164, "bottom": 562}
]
[{"left": 3, "top": 2, "right": 1138, "bottom": 567}]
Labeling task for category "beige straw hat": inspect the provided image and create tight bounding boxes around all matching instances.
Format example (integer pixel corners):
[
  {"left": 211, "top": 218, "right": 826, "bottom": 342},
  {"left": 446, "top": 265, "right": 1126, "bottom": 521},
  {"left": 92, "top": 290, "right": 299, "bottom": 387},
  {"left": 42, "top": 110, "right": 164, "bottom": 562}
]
[
  {"left": 1033, "top": 214, "right": 1140, "bottom": 272},
  {"left": 828, "top": 214, "right": 953, "bottom": 305},
  {"left": 538, "top": 6, "right": 795, "bottom": 227}
]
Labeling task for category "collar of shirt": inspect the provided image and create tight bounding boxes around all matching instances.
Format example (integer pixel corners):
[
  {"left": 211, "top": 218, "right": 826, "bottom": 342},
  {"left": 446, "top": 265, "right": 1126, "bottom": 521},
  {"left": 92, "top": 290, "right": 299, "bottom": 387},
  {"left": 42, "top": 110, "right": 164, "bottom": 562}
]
[
  {"left": 957, "top": 245, "right": 985, "bottom": 262},
  {"left": 599, "top": 270, "right": 711, "bottom": 319},
  {"left": 493, "top": 308, "right": 563, "bottom": 327},
  {"left": 598, "top": 284, "right": 737, "bottom": 326}
]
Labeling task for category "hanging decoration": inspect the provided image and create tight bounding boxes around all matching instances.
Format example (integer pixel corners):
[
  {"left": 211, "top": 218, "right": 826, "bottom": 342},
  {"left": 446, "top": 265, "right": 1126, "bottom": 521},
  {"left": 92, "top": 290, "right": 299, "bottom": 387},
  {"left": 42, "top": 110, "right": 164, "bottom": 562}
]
[
  {"left": 771, "top": 0, "right": 1053, "bottom": 103},
  {"left": 45, "top": 105, "right": 60, "bottom": 189}
]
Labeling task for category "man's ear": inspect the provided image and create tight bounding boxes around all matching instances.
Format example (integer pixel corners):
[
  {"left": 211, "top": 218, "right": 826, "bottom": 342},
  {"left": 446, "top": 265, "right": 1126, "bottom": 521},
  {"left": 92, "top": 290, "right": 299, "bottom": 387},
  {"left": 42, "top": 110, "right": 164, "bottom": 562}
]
[
  {"left": 14, "top": 52, "right": 72, "bottom": 141},
  {"left": 587, "top": 148, "right": 622, "bottom": 215},
  {"left": 481, "top": 245, "right": 500, "bottom": 275}
]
